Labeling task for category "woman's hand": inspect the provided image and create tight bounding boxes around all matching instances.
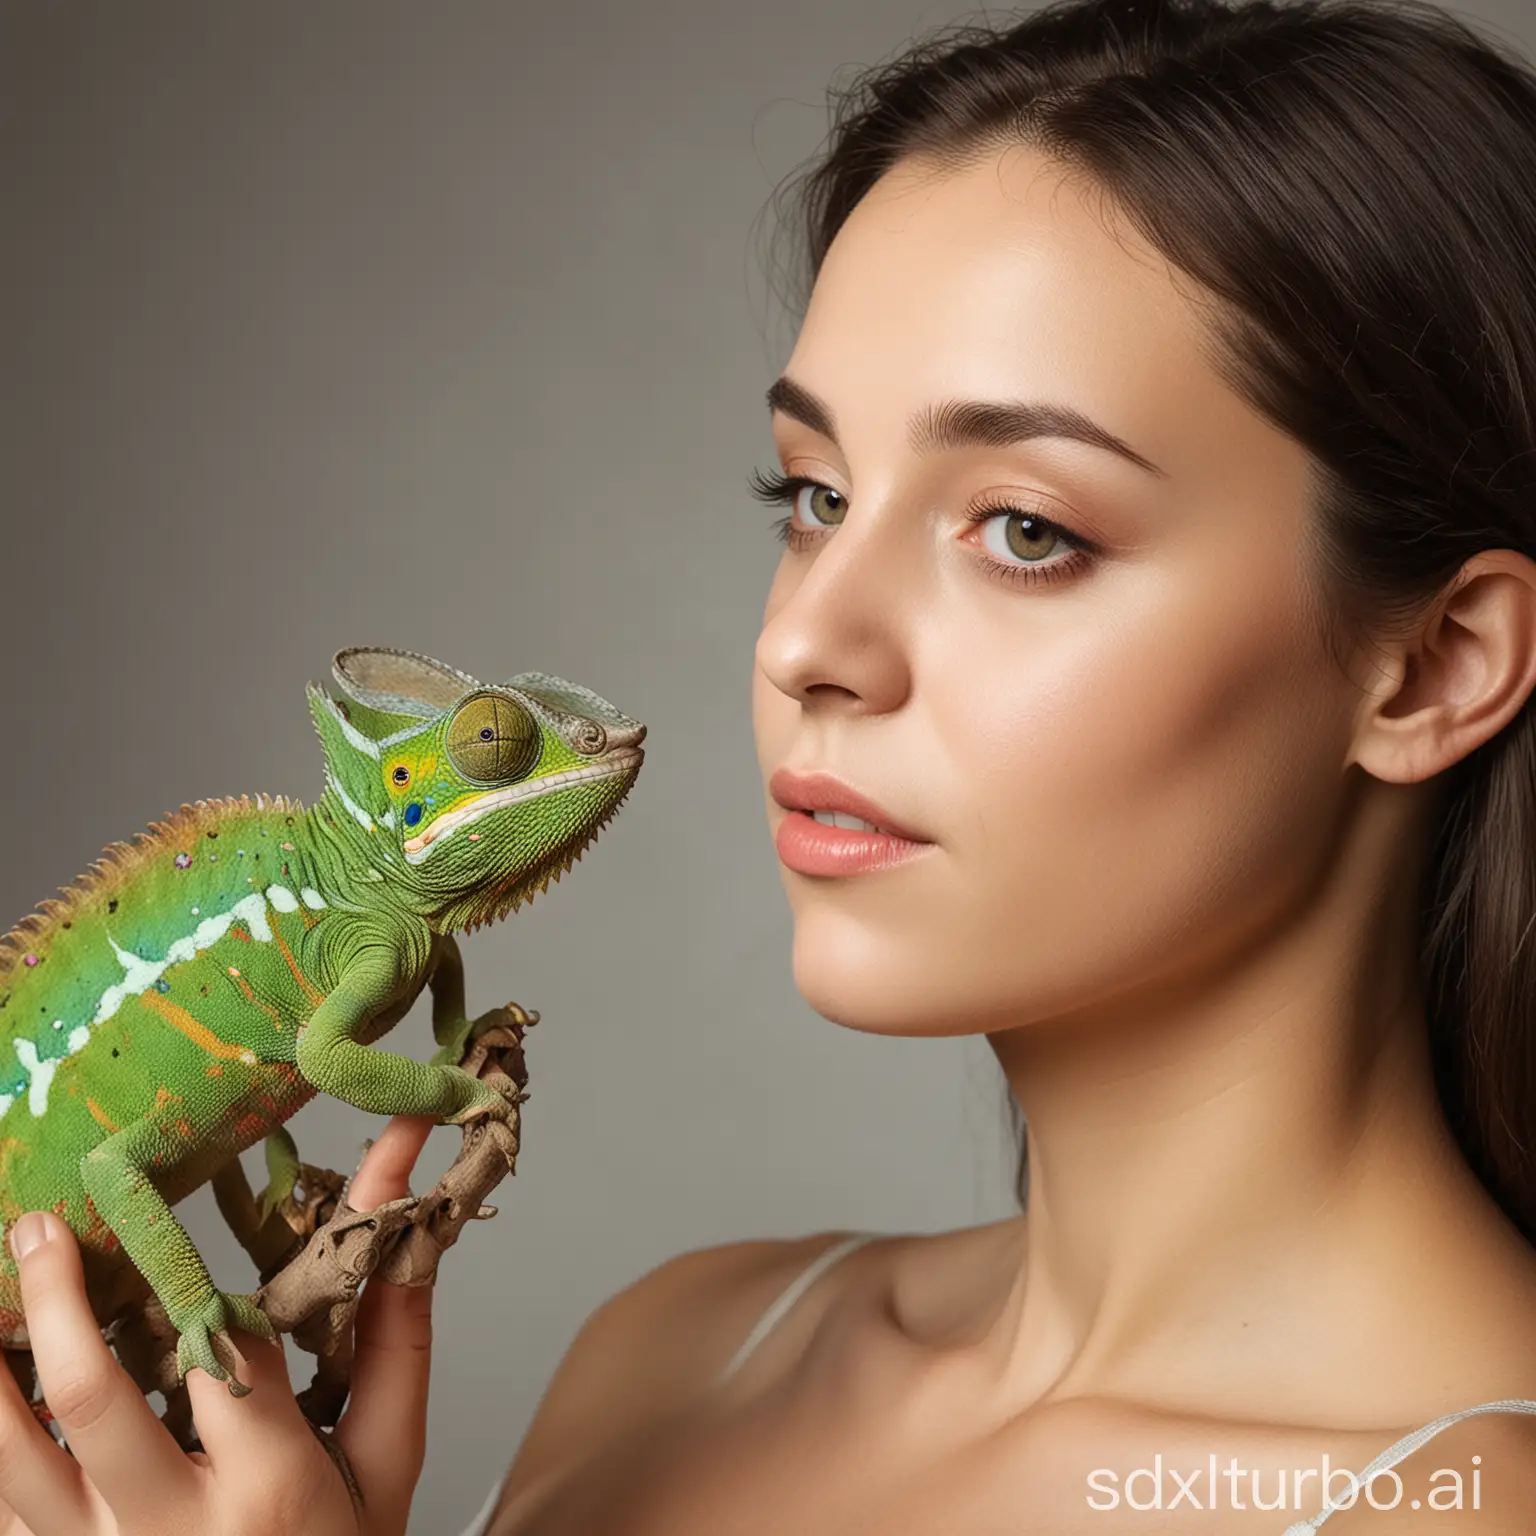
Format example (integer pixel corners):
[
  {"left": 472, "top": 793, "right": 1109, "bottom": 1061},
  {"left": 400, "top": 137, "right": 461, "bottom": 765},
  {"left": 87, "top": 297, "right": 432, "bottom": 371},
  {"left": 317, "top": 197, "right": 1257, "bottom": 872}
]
[{"left": 0, "top": 1115, "right": 439, "bottom": 1535}]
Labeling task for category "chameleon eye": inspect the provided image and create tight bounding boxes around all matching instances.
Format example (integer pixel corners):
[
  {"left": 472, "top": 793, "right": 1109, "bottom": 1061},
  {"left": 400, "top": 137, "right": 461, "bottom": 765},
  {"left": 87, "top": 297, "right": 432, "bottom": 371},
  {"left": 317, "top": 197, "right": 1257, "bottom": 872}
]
[
  {"left": 446, "top": 692, "right": 539, "bottom": 784},
  {"left": 391, "top": 765, "right": 411, "bottom": 787}
]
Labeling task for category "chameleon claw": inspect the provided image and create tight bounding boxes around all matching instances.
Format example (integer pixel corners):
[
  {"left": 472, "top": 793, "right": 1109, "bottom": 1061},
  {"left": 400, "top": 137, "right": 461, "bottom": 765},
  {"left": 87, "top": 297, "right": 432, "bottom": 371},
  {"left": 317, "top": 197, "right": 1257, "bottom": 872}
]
[
  {"left": 439, "top": 1062, "right": 517, "bottom": 1128},
  {"left": 172, "top": 1289, "right": 276, "bottom": 1395},
  {"left": 431, "top": 1002, "right": 532, "bottom": 1068},
  {"left": 445, "top": 1092, "right": 513, "bottom": 1129}
]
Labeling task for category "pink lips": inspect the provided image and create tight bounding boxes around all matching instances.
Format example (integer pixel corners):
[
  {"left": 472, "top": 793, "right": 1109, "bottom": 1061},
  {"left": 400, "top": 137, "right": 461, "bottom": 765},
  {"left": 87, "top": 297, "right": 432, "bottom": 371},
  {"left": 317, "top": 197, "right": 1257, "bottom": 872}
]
[{"left": 769, "top": 768, "right": 935, "bottom": 877}]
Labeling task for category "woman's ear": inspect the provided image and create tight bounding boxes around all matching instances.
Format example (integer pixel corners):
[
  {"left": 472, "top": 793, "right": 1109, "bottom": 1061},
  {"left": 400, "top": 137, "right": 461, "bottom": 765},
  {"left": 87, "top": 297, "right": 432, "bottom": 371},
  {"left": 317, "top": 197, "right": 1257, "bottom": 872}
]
[{"left": 1350, "top": 548, "right": 1536, "bottom": 785}]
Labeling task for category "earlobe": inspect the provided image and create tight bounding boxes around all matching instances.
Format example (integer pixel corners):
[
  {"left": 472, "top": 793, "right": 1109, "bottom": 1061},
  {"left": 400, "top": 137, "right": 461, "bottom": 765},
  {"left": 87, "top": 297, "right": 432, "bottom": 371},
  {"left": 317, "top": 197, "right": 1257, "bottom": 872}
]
[{"left": 1352, "top": 549, "right": 1536, "bottom": 785}]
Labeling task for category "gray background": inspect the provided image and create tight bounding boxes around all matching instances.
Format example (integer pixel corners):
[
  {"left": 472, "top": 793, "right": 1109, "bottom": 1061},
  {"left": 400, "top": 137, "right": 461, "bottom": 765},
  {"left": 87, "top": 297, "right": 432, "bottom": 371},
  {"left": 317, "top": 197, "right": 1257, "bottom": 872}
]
[{"left": 0, "top": 1, "right": 1528, "bottom": 1529}]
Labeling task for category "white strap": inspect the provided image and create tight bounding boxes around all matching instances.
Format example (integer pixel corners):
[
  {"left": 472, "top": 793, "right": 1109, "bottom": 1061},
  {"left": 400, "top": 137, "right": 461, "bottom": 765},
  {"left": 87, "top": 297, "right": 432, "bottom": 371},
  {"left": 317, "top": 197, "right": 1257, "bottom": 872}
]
[
  {"left": 461, "top": 1231, "right": 881, "bottom": 1535},
  {"left": 458, "top": 1471, "right": 507, "bottom": 1536},
  {"left": 1280, "top": 1398, "right": 1536, "bottom": 1533},
  {"left": 717, "top": 1231, "right": 879, "bottom": 1384},
  {"left": 461, "top": 1391, "right": 1536, "bottom": 1536}
]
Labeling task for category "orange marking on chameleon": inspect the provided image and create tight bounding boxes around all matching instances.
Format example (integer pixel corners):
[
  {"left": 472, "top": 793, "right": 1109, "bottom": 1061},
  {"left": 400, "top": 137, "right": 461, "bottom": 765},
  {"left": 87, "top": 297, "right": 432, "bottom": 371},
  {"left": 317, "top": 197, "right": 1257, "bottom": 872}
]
[
  {"left": 138, "top": 989, "right": 260, "bottom": 1063},
  {"left": 79, "top": 1196, "right": 113, "bottom": 1246},
  {"left": 270, "top": 929, "right": 324, "bottom": 1004},
  {"left": 206, "top": 1064, "right": 224, "bottom": 1078},
  {"left": 233, "top": 973, "right": 285, "bottom": 1030},
  {"left": 85, "top": 1099, "right": 120, "bottom": 1134}
]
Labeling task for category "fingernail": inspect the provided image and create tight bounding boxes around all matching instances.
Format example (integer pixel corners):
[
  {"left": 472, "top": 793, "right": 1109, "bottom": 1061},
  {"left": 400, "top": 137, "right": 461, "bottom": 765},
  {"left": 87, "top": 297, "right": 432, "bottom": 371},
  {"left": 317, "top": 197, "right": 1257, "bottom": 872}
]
[{"left": 9, "top": 1212, "right": 53, "bottom": 1262}]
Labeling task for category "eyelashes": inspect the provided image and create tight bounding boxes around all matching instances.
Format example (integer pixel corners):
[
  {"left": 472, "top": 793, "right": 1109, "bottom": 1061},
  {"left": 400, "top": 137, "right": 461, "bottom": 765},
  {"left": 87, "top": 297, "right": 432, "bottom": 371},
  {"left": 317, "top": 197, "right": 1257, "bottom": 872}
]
[
  {"left": 746, "top": 468, "right": 813, "bottom": 547},
  {"left": 747, "top": 466, "right": 1099, "bottom": 589}
]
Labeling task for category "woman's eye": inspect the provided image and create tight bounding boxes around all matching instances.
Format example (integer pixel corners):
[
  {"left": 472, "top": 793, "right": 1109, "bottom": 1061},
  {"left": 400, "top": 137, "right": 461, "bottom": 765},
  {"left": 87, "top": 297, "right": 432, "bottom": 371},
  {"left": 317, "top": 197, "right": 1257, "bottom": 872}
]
[
  {"left": 977, "top": 510, "right": 1066, "bottom": 564},
  {"left": 794, "top": 482, "right": 848, "bottom": 528}
]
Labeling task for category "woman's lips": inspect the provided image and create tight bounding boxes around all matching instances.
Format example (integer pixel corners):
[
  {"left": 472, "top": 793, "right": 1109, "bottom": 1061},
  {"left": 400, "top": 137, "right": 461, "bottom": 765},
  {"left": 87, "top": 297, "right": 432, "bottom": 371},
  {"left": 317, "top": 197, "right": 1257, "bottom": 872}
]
[
  {"left": 768, "top": 767, "right": 935, "bottom": 876},
  {"left": 774, "top": 810, "right": 935, "bottom": 876}
]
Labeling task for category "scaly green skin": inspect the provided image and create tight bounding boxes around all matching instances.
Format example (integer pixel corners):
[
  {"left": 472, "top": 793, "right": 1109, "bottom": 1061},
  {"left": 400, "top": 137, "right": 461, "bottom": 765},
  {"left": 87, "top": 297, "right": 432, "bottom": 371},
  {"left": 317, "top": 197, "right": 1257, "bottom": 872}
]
[{"left": 0, "top": 649, "right": 644, "bottom": 1391}]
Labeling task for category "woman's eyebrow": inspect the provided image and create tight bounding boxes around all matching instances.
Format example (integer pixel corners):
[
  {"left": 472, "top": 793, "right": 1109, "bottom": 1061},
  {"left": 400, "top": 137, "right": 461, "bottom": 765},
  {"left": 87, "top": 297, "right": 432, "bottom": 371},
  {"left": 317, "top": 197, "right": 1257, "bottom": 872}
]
[{"left": 766, "top": 374, "right": 1168, "bottom": 479}]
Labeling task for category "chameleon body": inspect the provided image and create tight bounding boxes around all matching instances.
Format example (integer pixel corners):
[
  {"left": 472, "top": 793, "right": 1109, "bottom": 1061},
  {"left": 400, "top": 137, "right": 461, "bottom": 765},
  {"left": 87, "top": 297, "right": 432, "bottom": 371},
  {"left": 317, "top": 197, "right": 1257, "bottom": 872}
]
[{"left": 0, "top": 648, "right": 644, "bottom": 1389}]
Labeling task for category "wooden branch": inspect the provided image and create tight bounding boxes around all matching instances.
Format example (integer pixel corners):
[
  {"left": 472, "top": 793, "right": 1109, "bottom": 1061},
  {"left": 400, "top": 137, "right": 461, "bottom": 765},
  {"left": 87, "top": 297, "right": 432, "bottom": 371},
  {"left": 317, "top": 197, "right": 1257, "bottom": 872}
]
[{"left": 258, "top": 1006, "right": 534, "bottom": 1426}]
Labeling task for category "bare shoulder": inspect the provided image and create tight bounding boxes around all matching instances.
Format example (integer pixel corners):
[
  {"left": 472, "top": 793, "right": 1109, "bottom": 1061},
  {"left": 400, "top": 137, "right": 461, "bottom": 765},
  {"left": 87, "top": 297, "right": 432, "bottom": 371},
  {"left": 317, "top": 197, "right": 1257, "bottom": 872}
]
[
  {"left": 1327, "top": 1409, "right": 1536, "bottom": 1533},
  {"left": 487, "top": 1228, "right": 866, "bottom": 1532}
]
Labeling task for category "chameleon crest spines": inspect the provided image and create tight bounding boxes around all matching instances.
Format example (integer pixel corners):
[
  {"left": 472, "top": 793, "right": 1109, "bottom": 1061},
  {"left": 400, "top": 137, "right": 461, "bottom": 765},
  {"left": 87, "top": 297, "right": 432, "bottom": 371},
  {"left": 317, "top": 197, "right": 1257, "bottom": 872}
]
[{"left": 0, "top": 649, "right": 643, "bottom": 1393}]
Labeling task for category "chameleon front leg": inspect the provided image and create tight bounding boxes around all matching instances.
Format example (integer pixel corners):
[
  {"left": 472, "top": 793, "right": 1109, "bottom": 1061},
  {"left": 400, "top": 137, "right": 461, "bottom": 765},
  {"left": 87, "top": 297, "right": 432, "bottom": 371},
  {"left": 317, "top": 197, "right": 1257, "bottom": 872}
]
[
  {"left": 295, "top": 947, "right": 510, "bottom": 1125},
  {"left": 81, "top": 1118, "right": 277, "bottom": 1394},
  {"left": 427, "top": 935, "right": 533, "bottom": 1068}
]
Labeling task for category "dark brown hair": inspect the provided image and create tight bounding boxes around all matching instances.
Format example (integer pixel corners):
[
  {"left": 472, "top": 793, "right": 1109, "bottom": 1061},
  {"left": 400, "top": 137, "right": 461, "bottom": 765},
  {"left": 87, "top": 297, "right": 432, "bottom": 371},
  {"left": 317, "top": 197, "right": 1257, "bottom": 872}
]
[{"left": 767, "top": 0, "right": 1536, "bottom": 1241}]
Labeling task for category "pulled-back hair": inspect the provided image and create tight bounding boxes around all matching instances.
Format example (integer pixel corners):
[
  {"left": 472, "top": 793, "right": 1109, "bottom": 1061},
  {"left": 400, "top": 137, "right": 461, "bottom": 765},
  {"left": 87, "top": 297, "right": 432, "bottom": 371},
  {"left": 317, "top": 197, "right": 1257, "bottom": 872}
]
[{"left": 767, "top": 0, "right": 1536, "bottom": 1242}]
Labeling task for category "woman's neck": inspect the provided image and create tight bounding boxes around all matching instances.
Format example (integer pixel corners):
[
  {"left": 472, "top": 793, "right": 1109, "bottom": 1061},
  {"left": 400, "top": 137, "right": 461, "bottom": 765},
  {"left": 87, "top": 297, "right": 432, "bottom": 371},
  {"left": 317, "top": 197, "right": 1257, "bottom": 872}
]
[{"left": 975, "top": 891, "right": 1536, "bottom": 1426}]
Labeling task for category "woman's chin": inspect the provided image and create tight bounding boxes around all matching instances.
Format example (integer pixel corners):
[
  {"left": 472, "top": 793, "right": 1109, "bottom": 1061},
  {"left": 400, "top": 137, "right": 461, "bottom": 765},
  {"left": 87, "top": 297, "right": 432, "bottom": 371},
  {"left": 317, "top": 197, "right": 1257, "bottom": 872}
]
[{"left": 790, "top": 921, "right": 953, "bottom": 1036}]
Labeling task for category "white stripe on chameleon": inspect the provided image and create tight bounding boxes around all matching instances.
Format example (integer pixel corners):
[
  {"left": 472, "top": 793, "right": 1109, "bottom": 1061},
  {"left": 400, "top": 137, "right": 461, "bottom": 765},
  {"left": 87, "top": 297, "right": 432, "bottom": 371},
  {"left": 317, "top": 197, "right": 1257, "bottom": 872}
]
[
  {"left": 337, "top": 713, "right": 381, "bottom": 760},
  {"left": 318, "top": 692, "right": 382, "bottom": 760},
  {"left": 300, "top": 887, "right": 327, "bottom": 909},
  {"left": 231, "top": 891, "right": 272, "bottom": 943},
  {"left": 379, "top": 808, "right": 396, "bottom": 830},
  {"left": 326, "top": 773, "right": 375, "bottom": 833},
  {"left": 1, "top": 883, "right": 322, "bottom": 1119},
  {"left": 96, "top": 935, "right": 168, "bottom": 1022},
  {"left": 13, "top": 1042, "right": 57, "bottom": 1118},
  {"left": 377, "top": 720, "right": 432, "bottom": 751}
]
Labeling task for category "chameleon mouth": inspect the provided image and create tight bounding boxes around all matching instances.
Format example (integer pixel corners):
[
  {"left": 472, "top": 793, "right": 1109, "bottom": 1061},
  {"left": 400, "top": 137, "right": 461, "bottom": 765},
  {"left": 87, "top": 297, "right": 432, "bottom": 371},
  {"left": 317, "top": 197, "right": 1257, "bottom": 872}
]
[{"left": 402, "top": 748, "right": 643, "bottom": 864}]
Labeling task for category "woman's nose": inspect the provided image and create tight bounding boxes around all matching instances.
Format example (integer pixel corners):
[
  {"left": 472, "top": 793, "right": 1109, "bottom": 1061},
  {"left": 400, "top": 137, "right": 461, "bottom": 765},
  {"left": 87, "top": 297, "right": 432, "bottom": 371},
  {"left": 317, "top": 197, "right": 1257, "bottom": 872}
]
[{"left": 754, "top": 520, "right": 915, "bottom": 718}]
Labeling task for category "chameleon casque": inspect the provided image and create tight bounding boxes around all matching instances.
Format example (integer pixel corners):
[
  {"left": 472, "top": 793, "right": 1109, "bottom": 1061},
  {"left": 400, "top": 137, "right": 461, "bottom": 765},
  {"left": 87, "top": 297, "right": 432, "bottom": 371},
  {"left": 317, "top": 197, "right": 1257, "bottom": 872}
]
[{"left": 0, "top": 647, "right": 644, "bottom": 1395}]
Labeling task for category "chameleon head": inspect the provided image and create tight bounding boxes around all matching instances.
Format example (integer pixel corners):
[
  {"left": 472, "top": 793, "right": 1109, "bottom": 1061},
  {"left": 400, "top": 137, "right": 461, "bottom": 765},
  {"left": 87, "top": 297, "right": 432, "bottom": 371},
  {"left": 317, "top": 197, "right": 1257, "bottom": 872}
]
[{"left": 310, "top": 648, "right": 645, "bottom": 931}]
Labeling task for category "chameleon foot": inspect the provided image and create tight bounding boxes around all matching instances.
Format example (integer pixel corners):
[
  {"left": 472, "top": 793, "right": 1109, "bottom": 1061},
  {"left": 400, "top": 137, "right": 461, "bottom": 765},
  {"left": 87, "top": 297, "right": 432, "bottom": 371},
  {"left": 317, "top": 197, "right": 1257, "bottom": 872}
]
[
  {"left": 430, "top": 1001, "right": 537, "bottom": 1069},
  {"left": 444, "top": 1084, "right": 518, "bottom": 1128},
  {"left": 173, "top": 1289, "right": 277, "bottom": 1395},
  {"left": 441, "top": 1059, "right": 523, "bottom": 1127}
]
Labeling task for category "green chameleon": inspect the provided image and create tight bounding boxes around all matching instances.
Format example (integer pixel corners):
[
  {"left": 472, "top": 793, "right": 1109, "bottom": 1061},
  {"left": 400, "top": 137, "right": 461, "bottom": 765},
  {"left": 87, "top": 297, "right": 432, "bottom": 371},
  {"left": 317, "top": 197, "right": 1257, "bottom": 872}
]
[{"left": 0, "top": 648, "right": 644, "bottom": 1392}]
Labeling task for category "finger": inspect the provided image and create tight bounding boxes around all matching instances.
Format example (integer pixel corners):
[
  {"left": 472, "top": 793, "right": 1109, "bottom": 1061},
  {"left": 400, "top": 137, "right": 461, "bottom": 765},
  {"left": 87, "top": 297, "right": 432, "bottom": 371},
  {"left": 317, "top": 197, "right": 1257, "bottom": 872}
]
[
  {"left": 188, "top": 1345, "right": 355, "bottom": 1531},
  {"left": 197, "top": 1119, "right": 434, "bottom": 1502},
  {"left": 348, "top": 1115, "right": 435, "bottom": 1211},
  {"left": 333, "top": 1274, "right": 432, "bottom": 1508},
  {"left": 183, "top": 1328, "right": 319, "bottom": 1473},
  {"left": 332, "top": 1117, "right": 436, "bottom": 1510},
  {"left": 0, "top": 1299, "right": 94, "bottom": 1535},
  {"left": 13, "top": 1211, "right": 200, "bottom": 1523}
]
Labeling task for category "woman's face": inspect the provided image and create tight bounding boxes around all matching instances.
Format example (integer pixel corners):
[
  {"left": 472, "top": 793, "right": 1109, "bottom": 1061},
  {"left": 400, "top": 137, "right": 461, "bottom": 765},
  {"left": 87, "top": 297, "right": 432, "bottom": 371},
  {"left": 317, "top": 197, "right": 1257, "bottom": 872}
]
[{"left": 752, "top": 144, "right": 1362, "bottom": 1039}]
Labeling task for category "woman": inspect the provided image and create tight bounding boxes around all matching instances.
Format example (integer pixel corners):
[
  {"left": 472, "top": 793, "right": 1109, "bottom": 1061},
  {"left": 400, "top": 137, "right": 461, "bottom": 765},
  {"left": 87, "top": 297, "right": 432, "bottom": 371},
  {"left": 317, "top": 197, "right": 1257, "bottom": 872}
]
[{"left": 8, "top": 0, "right": 1536, "bottom": 1529}]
